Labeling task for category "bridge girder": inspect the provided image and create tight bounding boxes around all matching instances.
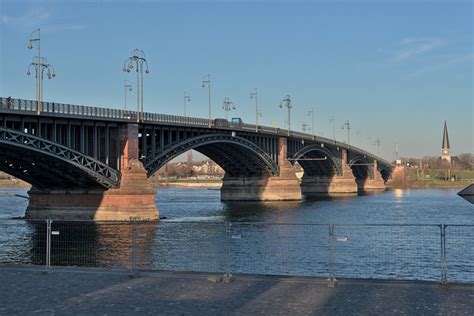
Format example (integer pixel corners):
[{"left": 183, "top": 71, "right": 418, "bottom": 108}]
[
  {"left": 142, "top": 134, "right": 279, "bottom": 178},
  {"left": 0, "top": 127, "right": 120, "bottom": 189}
]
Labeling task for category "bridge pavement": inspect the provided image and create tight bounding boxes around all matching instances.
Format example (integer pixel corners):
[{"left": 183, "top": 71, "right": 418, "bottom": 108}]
[{"left": 1, "top": 267, "right": 473, "bottom": 315}]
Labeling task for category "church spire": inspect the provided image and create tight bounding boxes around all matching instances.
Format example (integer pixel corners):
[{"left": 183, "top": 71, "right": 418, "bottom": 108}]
[
  {"left": 441, "top": 121, "right": 451, "bottom": 163},
  {"left": 442, "top": 120, "right": 450, "bottom": 149}
]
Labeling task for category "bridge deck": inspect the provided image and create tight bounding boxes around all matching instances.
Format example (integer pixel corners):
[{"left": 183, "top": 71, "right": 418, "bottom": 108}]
[{"left": 0, "top": 97, "right": 393, "bottom": 168}]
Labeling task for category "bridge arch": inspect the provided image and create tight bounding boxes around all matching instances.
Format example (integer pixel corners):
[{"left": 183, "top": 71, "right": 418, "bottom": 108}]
[
  {"left": 379, "top": 166, "right": 391, "bottom": 182},
  {"left": 143, "top": 134, "right": 279, "bottom": 178},
  {"left": 349, "top": 156, "right": 374, "bottom": 181},
  {"left": 291, "top": 145, "right": 341, "bottom": 177},
  {"left": 0, "top": 127, "right": 120, "bottom": 189}
]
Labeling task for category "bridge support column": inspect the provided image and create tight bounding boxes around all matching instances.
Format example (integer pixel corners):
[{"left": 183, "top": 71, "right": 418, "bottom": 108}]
[
  {"left": 301, "top": 149, "right": 358, "bottom": 196},
  {"left": 26, "top": 124, "right": 159, "bottom": 221},
  {"left": 221, "top": 137, "right": 301, "bottom": 201},
  {"left": 357, "top": 160, "right": 386, "bottom": 192}
]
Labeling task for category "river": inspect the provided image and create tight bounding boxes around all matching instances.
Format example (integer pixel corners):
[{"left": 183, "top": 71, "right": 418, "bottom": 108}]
[{"left": 0, "top": 187, "right": 473, "bottom": 282}]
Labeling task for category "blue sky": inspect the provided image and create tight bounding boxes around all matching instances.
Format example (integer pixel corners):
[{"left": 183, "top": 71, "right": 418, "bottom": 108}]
[{"left": 0, "top": 0, "right": 472, "bottom": 160}]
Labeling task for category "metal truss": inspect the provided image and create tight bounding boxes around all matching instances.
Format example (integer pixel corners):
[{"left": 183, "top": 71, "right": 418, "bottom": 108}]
[
  {"left": 291, "top": 145, "right": 342, "bottom": 176},
  {"left": 143, "top": 134, "right": 279, "bottom": 177},
  {"left": 0, "top": 127, "right": 120, "bottom": 188}
]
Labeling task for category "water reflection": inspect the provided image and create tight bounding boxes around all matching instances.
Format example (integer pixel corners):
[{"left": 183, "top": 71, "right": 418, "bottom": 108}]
[
  {"left": 26, "top": 220, "right": 157, "bottom": 269},
  {"left": 223, "top": 201, "right": 303, "bottom": 222}
]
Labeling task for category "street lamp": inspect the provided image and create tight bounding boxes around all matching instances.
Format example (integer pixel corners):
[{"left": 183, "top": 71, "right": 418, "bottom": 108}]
[
  {"left": 124, "top": 80, "right": 132, "bottom": 110},
  {"left": 301, "top": 121, "right": 309, "bottom": 132},
  {"left": 27, "top": 28, "right": 56, "bottom": 115},
  {"left": 329, "top": 116, "right": 336, "bottom": 144},
  {"left": 202, "top": 74, "right": 211, "bottom": 127},
  {"left": 374, "top": 138, "right": 381, "bottom": 156},
  {"left": 123, "top": 49, "right": 150, "bottom": 123},
  {"left": 183, "top": 92, "right": 191, "bottom": 116},
  {"left": 26, "top": 56, "right": 56, "bottom": 115},
  {"left": 341, "top": 120, "right": 351, "bottom": 146},
  {"left": 250, "top": 88, "right": 261, "bottom": 132},
  {"left": 222, "top": 97, "right": 236, "bottom": 120},
  {"left": 279, "top": 95, "right": 292, "bottom": 136},
  {"left": 308, "top": 107, "right": 315, "bottom": 138}
]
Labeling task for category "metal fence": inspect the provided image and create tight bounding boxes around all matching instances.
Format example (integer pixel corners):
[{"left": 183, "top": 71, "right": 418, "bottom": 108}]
[{"left": 0, "top": 220, "right": 472, "bottom": 284}]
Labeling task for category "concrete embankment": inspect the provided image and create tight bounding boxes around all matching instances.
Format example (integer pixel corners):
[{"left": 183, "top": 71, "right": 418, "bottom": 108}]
[{"left": 0, "top": 267, "right": 473, "bottom": 315}]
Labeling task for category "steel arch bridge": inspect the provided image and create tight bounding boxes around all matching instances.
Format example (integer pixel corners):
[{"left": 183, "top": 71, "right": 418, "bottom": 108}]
[{"left": 0, "top": 97, "right": 394, "bottom": 219}]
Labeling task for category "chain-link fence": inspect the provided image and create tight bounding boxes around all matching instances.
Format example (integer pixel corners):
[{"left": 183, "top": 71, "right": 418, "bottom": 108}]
[{"left": 0, "top": 219, "right": 472, "bottom": 284}]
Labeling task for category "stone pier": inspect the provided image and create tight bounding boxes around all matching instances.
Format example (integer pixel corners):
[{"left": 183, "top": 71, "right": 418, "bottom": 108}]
[
  {"left": 356, "top": 160, "right": 386, "bottom": 192},
  {"left": 301, "top": 149, "right": 358, "bottom": 196},
  {"left": 26, "top": 124, "right": 159, "bottom": 221},
  {"left": 221, "top": 137, "right": 301, "bottom": 201}
]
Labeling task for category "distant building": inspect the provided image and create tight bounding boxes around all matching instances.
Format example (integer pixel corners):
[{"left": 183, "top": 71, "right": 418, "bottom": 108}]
[{"left": 441, "top": 121, "right": 451, "bottom": 163}]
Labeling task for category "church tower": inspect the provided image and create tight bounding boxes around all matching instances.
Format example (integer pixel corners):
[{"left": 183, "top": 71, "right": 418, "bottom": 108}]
[{"left": 441, "top": 121, "right": 451, "bottom": 163}]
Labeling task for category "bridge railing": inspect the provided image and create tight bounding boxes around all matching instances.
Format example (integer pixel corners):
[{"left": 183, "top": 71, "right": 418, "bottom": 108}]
[{"left": 0, "top": 220, "right": 472, "bottom": 284}]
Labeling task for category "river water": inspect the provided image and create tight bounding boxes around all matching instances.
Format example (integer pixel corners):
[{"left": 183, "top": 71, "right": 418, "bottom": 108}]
[{"left": 0, "top": 187, "right": 473, "bottom": 282}]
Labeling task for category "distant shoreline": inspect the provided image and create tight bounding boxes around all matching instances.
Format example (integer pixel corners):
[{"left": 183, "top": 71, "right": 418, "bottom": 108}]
[
  {"left": 0, "top": 179, "right": 470, "bottom": 190},
  {"left": 387, "top": 180, "right": 471, "bottom": 189}
]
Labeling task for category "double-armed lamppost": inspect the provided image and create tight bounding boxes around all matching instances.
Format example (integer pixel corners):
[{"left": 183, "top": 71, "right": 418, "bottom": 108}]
[
  {"left": 279, "top": 95, "right": 292, "bottom": 136},
  {"left": 374, "top": 138, "right": 381, "bottom": 156},
  {"left": 308, "top": 107, "right": 315, "bottom": 138},
  {"left": 124, "top": 80, "right": 132, "bottom": 110},
  {"left": 341, "top": 120, "right": 351, "bottom": 146},
  {"left": 222, "top": 97, "right": 236, "bottom": 120},
  {"left": 329, "top": 116, "right": 336, "bottom": 144},
  {"left": 301, "top": 121, "right": 309, "bottom": 132},
  {"left": 27, "top": 28, "right": 56, "bottom": 115},
  {"left": 123, "top": 49, "right": 150, "bottom": 123},
  {"left": 250, "top": 88, "right": 261, "bottom": 132},
  {"left": 202, "top": 74, "right": 211, "bottom": 127},
  {"left": 183, "top": 92, "right": 191, "bottom": 116}
]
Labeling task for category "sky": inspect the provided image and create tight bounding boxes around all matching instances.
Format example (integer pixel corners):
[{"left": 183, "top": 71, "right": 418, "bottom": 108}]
[{"left": 0, "top": 0, "right": 472, "bottom": 161}]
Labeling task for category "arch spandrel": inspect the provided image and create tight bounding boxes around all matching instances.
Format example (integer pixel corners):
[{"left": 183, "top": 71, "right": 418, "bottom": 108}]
[{"left": 143, "top": 134, "right": 279, "bottom": 178}]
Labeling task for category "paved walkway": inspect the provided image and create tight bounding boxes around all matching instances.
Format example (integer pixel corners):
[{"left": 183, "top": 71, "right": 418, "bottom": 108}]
[{"left": 1, "top": 267, "right": 473, "bottom": 315}]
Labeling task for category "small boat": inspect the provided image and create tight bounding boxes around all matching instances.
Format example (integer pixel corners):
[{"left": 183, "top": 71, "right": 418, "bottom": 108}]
[{"left": 458, "top": 184, "right": 474, "bottom": 204}]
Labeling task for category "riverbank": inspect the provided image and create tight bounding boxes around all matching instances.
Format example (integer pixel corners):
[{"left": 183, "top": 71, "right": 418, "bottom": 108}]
[
  {"left": 387, "top": 180, "right": 471, "bottom": 189},
  {"left": 154, "top": 179, "right": 222, "bottom": 188},
  {"left": 0, "top": 267, "right": 472, "bottom": 315},
  {"left": 0, "top": 179, "right": 30, "bottom": 188}
]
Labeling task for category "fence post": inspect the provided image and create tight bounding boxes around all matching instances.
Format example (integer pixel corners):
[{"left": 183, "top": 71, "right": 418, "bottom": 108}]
[
  {"left": 45, "top": 219, "right": 52, "bottom": 271},
  {"left": 131, "top": 220, "right": 137, "bottom": 275},
  {"left": 440, "top": 224, "right": 447, "bottom": 285},
  {"left": 327, "top": 224, "right": 337, "bottom": 287},
  {"left": 223, "top": 221, "right": 233, "bottom": 283}
]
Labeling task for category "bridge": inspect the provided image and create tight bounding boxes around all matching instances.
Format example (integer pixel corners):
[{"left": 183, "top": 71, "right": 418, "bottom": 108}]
[{"left": 0, "top": 97, "right": 393, "bottom": 220}]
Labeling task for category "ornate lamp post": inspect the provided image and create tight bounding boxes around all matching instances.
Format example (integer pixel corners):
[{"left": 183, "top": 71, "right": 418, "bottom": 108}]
[
  {"left": 301, "top": 121, "right": 309, "bottom": 132},
  {"left": 308, "top": 107, "right": 315, "bottom": 138},
  {"left": 279, "top": 95, "right": 292, "bottom": 136},
  {"left": 124, "top": 80, "right": 132, "bottom": 110},
  {"left": 202, "top": 74, "right": 211, "bottom": 127},
  {"left": 123, "top": 49, "right": 150, "bottom": 123},
  {"left": 183, "top": 92, "right": 191, "bottom": 116},
  {"left": 341, "top": 120, "right": 351, "bottom": 146},
  {"left": 329, "top": 116, "right": 336, "bottom": 143},
  {"left": 26, "top": 56, "right": 56, "bottom": 115},
  {"left": 27, "top": 28, "right": 56, "bottom": 115},
  {"left": 222, "top": 97, "right": 236, "bottom": 120},
  {"left": 250, "top": 88, "right": 261, "bottom": 132}
]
